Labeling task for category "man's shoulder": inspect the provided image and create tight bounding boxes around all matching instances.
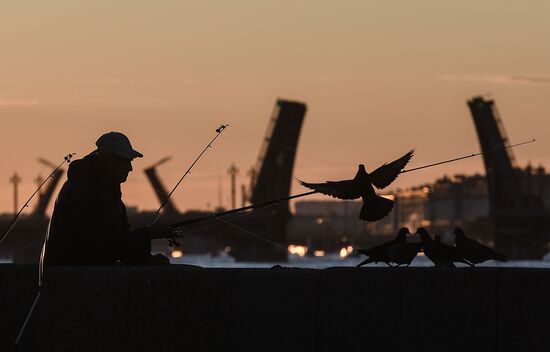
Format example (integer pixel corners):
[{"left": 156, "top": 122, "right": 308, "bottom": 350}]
[{"left": 58, "top": 176, "right": 99, "bottom": 201}]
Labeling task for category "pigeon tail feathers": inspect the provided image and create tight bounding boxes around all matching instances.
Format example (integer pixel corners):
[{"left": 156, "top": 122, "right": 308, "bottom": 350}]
[
  {"left": 357, "top": 258, "right": 375, "bottom": 267},
  {"left": 359, "top": 195, "right": 394, "bottom": 221}
]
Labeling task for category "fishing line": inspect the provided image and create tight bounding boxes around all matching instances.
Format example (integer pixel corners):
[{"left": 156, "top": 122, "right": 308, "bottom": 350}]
[
  {"left": 231, "top": 123, "right": 536, "bottom": 186},
  {"left": 174, "top": 198, "right": 303, "bottom": 253},
  {"left": 182, "top": 199, "right": 286, "bottom": 237},
  {"left": 230, "top": 124, "right": 343, "bottom": 171},
  {"left": 207, "top": 215, "right": 289, "bottom": 252},
  {"left": 0, "top": 153, "right": 76, "bottom": 247},
  {"left": 400, "top": 139, "right": 535, "bottom": 174}
]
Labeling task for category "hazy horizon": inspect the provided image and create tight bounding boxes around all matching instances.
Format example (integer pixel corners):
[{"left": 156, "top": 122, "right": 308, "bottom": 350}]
[{"left": 1, "top": 1, "right": 549, "bottom": 215}]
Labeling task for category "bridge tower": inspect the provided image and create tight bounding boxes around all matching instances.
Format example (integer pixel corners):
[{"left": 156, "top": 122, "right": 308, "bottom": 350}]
[
  {"left": 144, "top": 157, "right": 180, "bottom": 217},
  {"left": 232, "top": 99, "right": 306, "bottom": 261},
  {"left": 32, "top": 158, "right": 65, "bottom": 218},
  {"left": 468, "top": 96, "right": 547, "bottom": 258}
]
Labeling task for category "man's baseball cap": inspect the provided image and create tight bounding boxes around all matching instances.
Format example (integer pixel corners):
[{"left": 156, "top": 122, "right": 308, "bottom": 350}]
[{"left": 96, "top": 132, "right": 143, "bottom": 160}]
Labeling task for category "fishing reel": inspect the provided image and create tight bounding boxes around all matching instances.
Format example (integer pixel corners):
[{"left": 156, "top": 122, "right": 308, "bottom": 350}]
[
  {"left": 168, "top": 238, "right": 180, "bottom": 248},
  {"left": 168, "top": 237, "right": 181, "bottom": 248},
  {"left": 168, "top": 225, "right": 184, "bottom": 248}
]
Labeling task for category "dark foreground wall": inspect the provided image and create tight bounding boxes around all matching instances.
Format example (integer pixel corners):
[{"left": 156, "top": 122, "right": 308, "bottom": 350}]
[{"left": 1, "top": 264, "right": 549, "bottom": 352}]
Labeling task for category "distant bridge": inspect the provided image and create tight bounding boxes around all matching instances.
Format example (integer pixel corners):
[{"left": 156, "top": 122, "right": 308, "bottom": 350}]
[{"left": 468, "top": 96, "right": 549, "bottom": 259}]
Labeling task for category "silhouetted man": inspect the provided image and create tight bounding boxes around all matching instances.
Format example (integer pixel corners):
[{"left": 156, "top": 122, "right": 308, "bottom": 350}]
[{"left": 41, "top": 132, "right": 172, "bottom": 266}]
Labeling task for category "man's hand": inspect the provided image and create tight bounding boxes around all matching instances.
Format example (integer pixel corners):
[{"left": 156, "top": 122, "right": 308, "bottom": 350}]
[
  {"left": 147, "top": 222, "right": 173, "bottom": 239},
  {"left": 149, "top": 253, "right": 170, "bottom": 265}
]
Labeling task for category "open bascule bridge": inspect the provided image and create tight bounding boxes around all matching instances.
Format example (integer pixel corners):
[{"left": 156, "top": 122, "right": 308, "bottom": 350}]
[
  {"left": 2, "top": 97, "right": 550, "bottom": 352},
  {"left": 468, "top": 96, "right": 549, "bottom": 259}
]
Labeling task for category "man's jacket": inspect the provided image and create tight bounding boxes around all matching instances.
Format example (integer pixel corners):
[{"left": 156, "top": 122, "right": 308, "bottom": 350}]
[{"left": 42, "top": 151, "right": 151, "bottom": 265}]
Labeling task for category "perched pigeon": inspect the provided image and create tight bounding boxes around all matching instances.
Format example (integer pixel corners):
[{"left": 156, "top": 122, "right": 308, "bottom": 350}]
[
  {"left": 416, "top": 228, "right": 472, "bottom": 267},
  {"left": 299, "top": 150, "right": 414, "bottom": 221},
  {"left": 356, "top": 227, "right": 410, "bottom": 267},
  {"left": 453, "top": 227, "right": 507, "bottom": 266},
  {"left": 388, "top": 242, "right": 423, "bottom": 266}
]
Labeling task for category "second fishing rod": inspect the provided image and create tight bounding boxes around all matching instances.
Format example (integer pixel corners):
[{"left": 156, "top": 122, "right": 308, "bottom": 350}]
[
  {"left": 169, "top": 138, "right": 535, "bottom": 231},
  {"left": 149, "top": 124, "right": 229, "bottom": 246}
]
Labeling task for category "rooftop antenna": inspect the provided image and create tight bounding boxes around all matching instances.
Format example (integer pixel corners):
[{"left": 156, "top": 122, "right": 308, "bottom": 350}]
[
  {"left": 9, "top": 172, "right": 22, "bottom": 216},
  {"left": 217, "top": 173, "right": 223, "bottom": 209},
  {"left": 228, "top": 163, "right": 239, "bottom": 209}
]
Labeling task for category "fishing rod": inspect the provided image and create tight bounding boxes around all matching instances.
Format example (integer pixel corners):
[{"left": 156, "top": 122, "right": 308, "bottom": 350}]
[
  {"left": 150, "top": 124, "right": 228, "bottom": 246},
  {"left": 0, "top": 153, "right": 75, "bottom": 247},
  {"left": 170, "top": 138, "right": 535, "bottom": 231},
  {"left": 150, "top": 124, "right": 228, "bottom": 226},
  {"left": 9, "top": 153, "right": 75, "bottom": 351},
  {"left": 172, "top": 190, "right": 317, "bottom": 228}
]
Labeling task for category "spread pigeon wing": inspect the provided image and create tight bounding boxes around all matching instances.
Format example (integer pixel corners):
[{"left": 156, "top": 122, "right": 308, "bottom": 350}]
[
  {"left": 369, "top": 150, "right": 414, "bottom": 189},
  {"left": 298, "top": 179, "right": 361, "bottom": 199}
]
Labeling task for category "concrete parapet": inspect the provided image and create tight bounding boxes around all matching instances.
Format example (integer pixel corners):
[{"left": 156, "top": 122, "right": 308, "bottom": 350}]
[
  {"left": 499, "top": 268, "right": 550, "bottom": 352},
  {"left": 1, "top": 264, "right": 549, "bottom": 352}
]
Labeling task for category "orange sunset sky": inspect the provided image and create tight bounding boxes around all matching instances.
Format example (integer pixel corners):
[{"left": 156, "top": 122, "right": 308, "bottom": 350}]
[{"left": 1, "top": 1, "right": 549, "bottom": 215}]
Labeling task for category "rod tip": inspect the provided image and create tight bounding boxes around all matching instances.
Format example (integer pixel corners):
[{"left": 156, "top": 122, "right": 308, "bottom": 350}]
[{"left": 216, "top": 124, "right": 229, "bottom": 133}]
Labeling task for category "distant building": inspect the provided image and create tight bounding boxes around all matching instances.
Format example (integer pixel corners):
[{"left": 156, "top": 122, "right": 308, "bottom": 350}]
[
  {"left": 289, "top": 200, "right": 368, "bottom": 248},
  {"left": 294, "top": 200, "right": 362, "bottom": 217}
]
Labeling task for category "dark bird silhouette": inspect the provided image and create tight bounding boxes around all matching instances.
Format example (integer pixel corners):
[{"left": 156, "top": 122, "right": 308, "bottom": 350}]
[
  {"left": 388, "top": 242, "right": 423, "bottom": 266},
  {"left": 299, "top": 150, "right": 414, "bottom": 221},
  {"left": 356, "top": 227, "right": 410, "bottom": 267},
  {"left": 416, "top": 228, "right": 472, "bottom": 267},
  {"left": 453, "top": 227, "right": 507, "bottom": 266}
]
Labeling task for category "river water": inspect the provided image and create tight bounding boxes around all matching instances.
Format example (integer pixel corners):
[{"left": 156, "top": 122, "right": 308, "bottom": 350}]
[
  {"left": 2, "top": 253, "right": 549, "bottom": 268},
  {"left": 170, "top": 252, "right": 550, "bottom": 268}
]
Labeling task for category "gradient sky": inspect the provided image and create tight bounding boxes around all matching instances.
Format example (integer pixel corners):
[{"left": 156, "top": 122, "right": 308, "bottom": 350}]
[{"left": 1, "top": 1, "right": 549, "bottom": 215}]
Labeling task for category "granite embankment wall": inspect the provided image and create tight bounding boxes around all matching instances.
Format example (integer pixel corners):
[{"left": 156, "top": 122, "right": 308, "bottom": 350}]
[{"left": 1, "top": 264, "right": 549, "bottom": 352}]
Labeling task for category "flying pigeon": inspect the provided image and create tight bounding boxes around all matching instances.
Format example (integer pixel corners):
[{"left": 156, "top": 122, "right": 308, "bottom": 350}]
[
  {"left": 416, "top": 228, "right": 472, "bottom": 267},
  {"left": 453, "top": 227, "right": 507, "bottom": 266},
  {"left": 356, "top": 227, "right": 410, "bottom": 267},
  {"left": 388, "top": 241, "right": 422, "bottom": 267},
  {"left": 299, "top": 150, "right": 414, "bottom": 221}
]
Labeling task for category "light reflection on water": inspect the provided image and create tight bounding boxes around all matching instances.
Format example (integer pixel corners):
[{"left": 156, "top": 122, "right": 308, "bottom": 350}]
[
  {"left": 2, "top": 254, "right": 549, "bottom": 268},
  {"left": 169, "top": 252, "right": 550, "bottom": 269}
]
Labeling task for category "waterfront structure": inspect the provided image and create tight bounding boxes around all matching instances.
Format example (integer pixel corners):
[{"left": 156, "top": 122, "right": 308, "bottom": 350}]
[{"left": 468, "top": 96, "right": 548, "bottom": 258}]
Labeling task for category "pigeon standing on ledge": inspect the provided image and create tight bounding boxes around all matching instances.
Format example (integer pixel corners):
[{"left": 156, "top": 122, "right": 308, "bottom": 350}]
[
  {"left": 453, "top": 227, "right": 507, "bottom": 266},
  {"left": 417, "top": 227, "right": 472, "bottom": 267},
  {"left": 388, "top": 241, "right": 423, "bottom": 266},
  {"left": 356, "top": 227, "right": 410, "bottom": 267},
  {"left": 299, "top": 150, "right": 414, "bottom": 221}
]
